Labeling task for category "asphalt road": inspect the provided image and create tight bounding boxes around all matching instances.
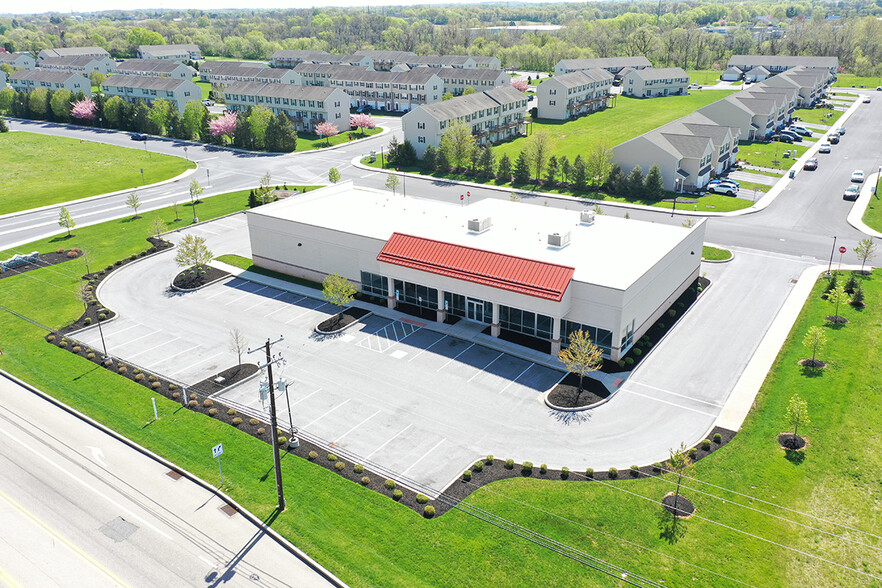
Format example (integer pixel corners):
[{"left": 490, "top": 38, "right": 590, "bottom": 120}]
[{"left": 0, "top": 373, "right": 341, "bottom": 588}]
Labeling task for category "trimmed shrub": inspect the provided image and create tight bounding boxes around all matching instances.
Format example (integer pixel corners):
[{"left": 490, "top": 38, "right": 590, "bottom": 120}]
[
  {"left": 151, "top": 381, "right": 161, "bottom": 389},
  {"left": 56, "top": 248, "right": 65, "bottom": 254},
  {"left": 560, "top": 467, "right": 570, "bottom": 479},
  {"left": 133, "top": 368, "right": 141, "bottom": 375},
  {"left": 66, "top": 250, "right": 79, "bottom": 258},
  {"left": 135, "top": 373, "right": 145, "bottom": 381},
  {"left": 473, "top": 461, "right": 484, "bottom": 472},
  {"left": 148, "top": 375, "right": 158, "bottom": 382},
  {"left": 46, "top": 335, "right": 56, "bottom": 342},
  {"left": 392, "top": 489, "right": 403, "bottom": 501},
  {"left": 360, "top": 476, "right": 371, "bottom": 486},
  {"left": 227, "top": 408, "right": 237, "bottom": 416},
  {"left": 633, "top": 348, "right": 642, "bottom": 357},
  {"left": 117, "top": 365, "right": 127, "bottom": 373},
  {"left": 668, "top": 309, "right": 676, "bottom": 318},
  {"left": 504, "top": 459, "right": 514, "bottom": 470},
  {"left": 624, "top": 357, "right": 635, "bottom": 367},
  {"left": 72, "top": 345, "right": 82, "bottom": 353},
  {"left": 256, "top": 428, "right": 265, "bottom": 435},
  {"left": 203, "top": 398, "right": 214, "bottom": 407},
  {"left": 231, "top": 417, "right": 243, "bottom": 426},
  {"left": 630, "top": 465, "right": 640, "bottom": 477},
  {"left": 169, "top": 384, "right": 177, "bottom": 390},
  {"left": 463, "top": 470, "right": 472, "bottom": 482},
  {"left": 713, "top": 433, "right": 722, "bottom": 444},
  {"left": 327, "top": 453, "right": 338, "bottom": 462},
  {"left": 688, "top": 448, "right": 698, "bottom": 460},
  {"left": 585, "top": 468, "right": 594, "bottom": 478},
  {"left": 416, "top": 494, "right": 429, "bottom": 504},
  {"left": 188, "top": 400, "right": 198, "bottom": 408},
  {"left": 652, "top": 462, "right": 662, "bottom": 472},
  {"left": 308, "top": 451, "right": 318, "bottom": 460},
  {"left": 208, "top": 408, "right": 218, "bottom": 416},
  {"left": 701, "top": 439, "right": 711, "bottom": 451},
  {"left": 334, "top": 461, "right": 345, "bottom": 471},
  {"left": 87, "top": 352, "right": 95, "bottom": 359},
  {"left": 84, "top": 318, "right": 92, "bottom": 325},
  {"left": 608, "top": 467, "right": 618, "bottom": 479},
  {"left": 249, "top": 418, "right": 259, "bottom": 426},
  {"left": 278, "top": 436, "right": 287, "bottom": 446},
  {"left": 172, "top": 392, "right": 181, "bottom": 399},
  {"left": 540, "top": 464, "right": 548, "bottom": 474},
  {"left": 98, "top": 314, "right": 107, "bottom": 321},
  {"left": 59, "top": 340, "right": 68, "bottom": 348},
  {"left": 189, "top": 393, "right": 197, "bottom": 400},
  {"left": 617, "top": 359, "right": 626, "bottom": 368},
  {"left": 521, "top": 461, "right": 533, "bottom": 475},
  {"left": 385, "top": 479, "right": 397, "bottom": 490},
  {"left": 485, "top": 455, "right": 494, "bottom": 465},
  {"left": 423, "top": 505, "right": 435, "bottom": 518},
  {"left": 354, "top": 464, "right": 365, "bottom": 474}
]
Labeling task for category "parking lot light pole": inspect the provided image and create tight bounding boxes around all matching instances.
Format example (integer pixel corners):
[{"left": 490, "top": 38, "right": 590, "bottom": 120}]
[
  {"left": 248, "top": 336, "right": 286, "bottom": 512},
  {"left": 826, "top": 236, "right": 837, "bottom": 277}
]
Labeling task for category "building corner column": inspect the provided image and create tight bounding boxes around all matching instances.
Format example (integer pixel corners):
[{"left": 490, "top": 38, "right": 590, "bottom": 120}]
[
  {"left": 490, "top": 303, "right": 500, "bottom": 337},
  {"left": 550, "top": 318, "right": 562, "bottom": 356},
  {"left": 436, "top": 290, "right": 446, "bottom": 323}
]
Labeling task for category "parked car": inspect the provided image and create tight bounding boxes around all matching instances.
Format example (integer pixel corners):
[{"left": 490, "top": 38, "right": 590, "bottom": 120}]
[
  {"left": 709, "top": 178, "right": 740, "bottom": 188},
  {"left": 877, "top": 86, "right": 882, "bottom": 91},
  {"left": 803, "top": 158, "right": 818, "bottom": 171},
  {"left": 851, "top": 170, "right": 865, "bottom": 183},
  {"left": 828, "top": 134, "right": 840, "bottom": 144},
  {"left": 770, "top": 134, "right": 794, "bottom": 143},
  {"left": 836, "top": 127, "right": 846, "bottom": 135},
  {"left": 779, "top": 130, "right": 802, "bottom": 142},
  {"left": 789, "top": 125, "right": 812, "bottom": 136},
  {"left": 864, "top": 97, "right": 872, "bottom": 103},
  {"left": 843, "top": 185, "right": 860, "bottom": 201},
  {"left": 688, "top": 83, "right": 702, "bottom": 89},
  {"left": 818, "top": 143, "right": 832, "bottom": 153},
  {"left": 708, "top": 184, "right": 738, "bottom": 196},
  {"left": 202, "top": 99, "right": 215, "bottom": 106},
  {"left": 130, "top": 133, "right": 147, "bottom": 141}
]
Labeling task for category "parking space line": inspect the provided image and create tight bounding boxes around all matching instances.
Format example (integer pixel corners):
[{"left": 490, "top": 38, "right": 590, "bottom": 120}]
[
  {"left": 264, "top": 296, "right": 306, "bottom": 318},
  {"left": 302, "top": 399, "right": 350, "bottom": 429},
  {"left": 126, "top": 336, "right": 180, "bottom": 360},
  {"left": 467, "top": 352, "right": 505, "bottom": 383},
  {"left": 436, "top": 343, "right": 475, "bottom": 372},
  {"left": 151, "top": 344, "right": 200, "bottom": 367},
  {"left": 292, "top": 389, "right": 320, "bottom": 406},
  {"left": 243, "top": 290, "right": 285, "bottom": 312},
  {"left": 623, "top": 387, "right": 718, "bottom": 418},
  {"left": 98, "top": 323, "right": 139, "bottom": 339},
  {"left": 366, "top": 424, "right": 413, "bottom": 459},
  {"left": 499, "top": 363, "right": 536, "bottom": 394},
  {"left": 630, "top": 381, "right": 725, "bottom": 408},
  {"left": 334, "top": 410, "right": 381, "bottom": 444},
  {"left": 113, "top": 328, "right": 161, "bottom": 347},
  {"left": 167, "top": 351, "right": 224, "bottom": 377},
  {"left": 287, "top": 301, "right": 330, "bottom": 323},
  {"left": 408, "top": 335, "right": 447, "bottom": 362},
  {"left": 401, "top": 437, "right": 447, "bottom": 476},
  {"left": 225, "top": 285, "right": 268, "bottom": 306}
]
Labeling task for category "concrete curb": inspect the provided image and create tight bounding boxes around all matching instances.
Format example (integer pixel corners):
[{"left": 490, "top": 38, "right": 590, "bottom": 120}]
[
  {"left": 543, "top": 386, "right": 614, "bottom": 412},
  {"left": 314, "top": 310, "right": 374, "bottom": 336},
  {"left": 846, "top": 172, "right": 882, "bottom": 238},
  {"left": 701, "top": 243, "right": 735, "bottom": 264},
  {"left": 0, "top": 368, "right": 348, "bottom": 588},
  {"left": 714, "top": 263, "right": 864, "bottom": 431}
]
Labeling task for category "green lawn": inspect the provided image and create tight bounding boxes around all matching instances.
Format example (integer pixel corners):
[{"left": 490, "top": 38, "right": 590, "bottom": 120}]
[
  {"left": 214, "top": 253, "right": 322, "bottom": 291},
  {"left": 0, "top": 132, "right": 195, "bottom": 216},
  {"left": 701, "top": 245, "right": 732, "bottom": 260},
  {"left": 794, "top": 107, "right": 843, "bottom": 126},
  {"left": 832, "top": 73, "right": 882, "bottom": 88},
  {"left": 862, "top": 184, "right": 882, "bottom": 232},
  {"left": 2, "top": 184, "right": 882, "bottom": 586},
  {"left": 738, "top": 140, "right": 808, "bottom": 170},
  {"left": 737, "top": 180, "right": 772, "bottom": 195},
  {"left": 493, "top": 92, "right": 736, "bottom": 163},
  {"left": 195, "top": 79, "right": 211, "bottom": 101},
  {"left": 295, "top": 127, "right": 382, "bottom": 152},
  {"left": 686, "top": 69, "right": 723, "bottom": 85}
]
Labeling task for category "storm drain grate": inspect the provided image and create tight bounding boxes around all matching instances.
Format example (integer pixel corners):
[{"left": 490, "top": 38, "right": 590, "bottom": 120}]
[
  {"left": 100, "top": 516, "right": 138, "bottom": 543},
  {"left": 790, "top": 279, "right": 798, "bottom": 284},
  {"left": 166, "top": 470, "right": 183, "bottom": 480},
  {"left": 219, "top": 504, "right": 237, "bottom": 517}
]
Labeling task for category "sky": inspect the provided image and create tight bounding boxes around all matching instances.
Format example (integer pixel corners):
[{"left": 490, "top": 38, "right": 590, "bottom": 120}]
[{"left": 4, "top": 0, "right": 562, "bottom": 16}]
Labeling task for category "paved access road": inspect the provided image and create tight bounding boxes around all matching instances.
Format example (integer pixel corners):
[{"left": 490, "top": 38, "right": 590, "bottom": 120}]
[{"left": 0, "top": 374, "right": 341, "bottom": 588}]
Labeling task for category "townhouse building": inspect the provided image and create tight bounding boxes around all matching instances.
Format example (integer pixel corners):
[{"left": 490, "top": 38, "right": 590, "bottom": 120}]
[
  {"left": 38, "top": 46, "right": 109, "bottom": 61},
  {"left": 222, "top": 82, "right": 350, "bottom": 132},
  {"left": 199, "top": 61, "right": 301, "bottom": 86},
  {"left": 10, "top": 70, "right": 91, "bottom": 95},
  {"left": 269, "top": 50, "right": 334, "bottom": 68},
  {"left": 327, "top": 68, "right": 444, "bottom": 112},
  {"left": 0, "top": 52, "right": 35, "bottom": 70},
  {"left": 621, "top": 67, "right": 689, "bottom": 98},
  {"left": 435, "top": 67, "right": 510, "bottom": 96},
  {"left": 554, "top": 56, "right": 651, "bottom": 76},
  {"left": 536, "top": 68, "right": 613, "bottom": 120},
  {"left": 292, "top": 64, "right": 371, "bottom": 87},
  {"left": 405, "top": 55, "right": 478, "bottom": 69},
  {"left": 115, "top": 59, "right": 197, "bottom": 81},
  {"left": 352, "top": 50, "right": 418, "bottom": 71},
  {"left": 402, "top": 85, "right": 528, "bottom": 158},
  {"left": 138, "top": 44, "right": 202, "bottom": 62},
  {"left": 743, "top": 66, "right": 770, "bottom": 83},
  {"left": 37, "top": 55, "right": 116, "bottom": 77},
  {"left": 726, "top": 55, "right": 838, "bottom": 79},
  {"left": 100, "top": 75, "right": 200, "bottom": 113}
]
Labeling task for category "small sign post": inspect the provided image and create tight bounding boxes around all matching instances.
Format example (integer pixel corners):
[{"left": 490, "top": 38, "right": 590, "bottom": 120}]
[
  {"left": 151, "top": 397, "right": 158, "bottom": 420},
  {"left": 212, "top": 443, "right": 224, "bottom": 487}
]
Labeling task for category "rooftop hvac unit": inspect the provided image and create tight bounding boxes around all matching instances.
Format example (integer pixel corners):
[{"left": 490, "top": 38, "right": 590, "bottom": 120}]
[
  {"left": 467, "top": 217, "right": 492, "bottom": 234},
  {"left": 548, "top": 231, "right": 571, "bottom": 248},
  {"left": 580, "top": 210, "right": 596, "bottom": 225}
]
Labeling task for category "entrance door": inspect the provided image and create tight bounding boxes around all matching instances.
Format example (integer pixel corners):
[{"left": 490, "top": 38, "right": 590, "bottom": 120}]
[{"left": 466, "top": 299, "right": 484, "bottom": 322}]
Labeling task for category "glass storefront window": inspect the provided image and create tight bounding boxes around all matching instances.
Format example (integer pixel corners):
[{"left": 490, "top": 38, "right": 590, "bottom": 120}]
[
  {"left": 499, "top": 304, "right": 553, "bottom": 341},
  {"left": 393, "top": 279, "right": 438, "bottom": 309},
  {"left": 443, "top": 292, "right": 492, "bottom": 323},
  {"left": 561, "top": 320, "right": 613, "bottom": 356},
  {"left": 360, "top": 271, "right": 388, "bottom": 297}
]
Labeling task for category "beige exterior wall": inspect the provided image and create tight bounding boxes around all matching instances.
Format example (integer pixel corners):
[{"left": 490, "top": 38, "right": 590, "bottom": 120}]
[
  {"left": 225, "top": 87, "right": 350, "bottom": 132},
  {"left": 440, "top": 71, "right": 509, "bottom": 95},
  {"left": 11, "top": 73, "right": 91, "bottom": 96},
  {"left": 612, "top": 137, "right": 681, "bottom": 191},
  {"left": 622, "top": 70, "right": 689, "bottom": 98},
  {"left": 101, "top": 80, "right": 199, "bottom": 113}
]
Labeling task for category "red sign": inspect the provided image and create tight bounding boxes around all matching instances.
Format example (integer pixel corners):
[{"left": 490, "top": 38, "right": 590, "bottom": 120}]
[
  {"left": 839, "top": 246, "right": 847, "bottom": 253},
  {"left": 467, "top": 191, "right": 471, "bottom": 197},
  {"left": 460, "top": 194, "right": 464, "bottom": 201}
]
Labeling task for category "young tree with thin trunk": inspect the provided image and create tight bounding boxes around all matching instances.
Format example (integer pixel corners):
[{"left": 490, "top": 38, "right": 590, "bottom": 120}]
[
  {"left": 585, "top": 140, "right": 614, "bottom": 190},
  {"left": 854, "top": 238, "right": 877, "bottom": 274},
  {"left": 328, "top": 167, "right": 341, "bottom": 183},
  {"left": 802, "top": 326, "right": 827, "bottom": 366},
  {"left": 385, "top": 173, "right": 400, "bottom": 196},
  {"left": 527, "top": 130, "right": 551, "bottom": 181},
  {"left": 228, "top": 328, "right": 247, "bottom": 367},
  {"left": 785, "top": 394, "right": 810, "bottom": 440},
  {"left": 827, "top": 283, "right": 848, "bottom": 323},
  {"left": 189, "top": 179, "right": 204, "bottom": 204},
  {"left": 557, "top": 329, "right": 604, "bottom": 403},
  {"left": 151, "top": 216, "right": 167, "bottom": 238},
  {"left": 171, "top": 201, "right": 181, "bottom": 222},
  {"left": 315, "top": 121, "right": 339, "bottom": 145},
  {"left": 668, "top": 442, "right": 692, "bottom": 517},
  {"left": 126, "top": 193, "right": 142, "bottom": 218},
  {"left": 439, "top": 119, "right": 475, "bottom": 170},
  {"left": 322, "top": 272, "right": 357, "bottom": 309},
  {"left": 174, "top": 234, "right": 213, "bottom": 270},
  {"left": 58, "top": 206, "right": 76, "bottom": 238}
]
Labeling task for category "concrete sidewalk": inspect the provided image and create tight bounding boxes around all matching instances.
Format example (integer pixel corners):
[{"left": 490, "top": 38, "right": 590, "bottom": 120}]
[{"left": 845, "top": 171, "right": 882, "bottom": 238}]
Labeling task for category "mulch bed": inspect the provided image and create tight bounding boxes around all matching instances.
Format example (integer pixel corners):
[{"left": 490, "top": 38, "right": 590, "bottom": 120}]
[
  {"left": 777, "top": 433, "right": 806, "bottom": 450},
  {"left": 798, "top": 358, "right": 827, "bottom": 369},
  {"left": 316, "top": 307, "right": 371, "bottom": 333},
  {"left": 825, "top": 315, "right": 849, "bottom": 324},
  {"left": 190, "top": 363, "right": 260, "bottom": 396},
  {"left": 546, "top": 372, "right": 610, "bottom": 408},
  {"left": 173, "top": 265, "right": 230, "bottom": 290},
  {"left": 662, "top": 493, "right": 695, "bottom": 518},
  {"left": 0, "top": 250, "right": 77, "bottom": 280}
]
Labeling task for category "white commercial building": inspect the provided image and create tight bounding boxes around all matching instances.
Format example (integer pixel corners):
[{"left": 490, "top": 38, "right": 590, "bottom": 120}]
[
  {"left": 100, "top": 75, "right": 200, "bottom": 113},
  {"left": 223, "top": 82, "right": 351, "bottom": 132},
  {"left": 246, "top": 182, "right": 705, "bottom": 360},
  {"left": 536, "top": 69, "right": 613, "bottom": 120}
]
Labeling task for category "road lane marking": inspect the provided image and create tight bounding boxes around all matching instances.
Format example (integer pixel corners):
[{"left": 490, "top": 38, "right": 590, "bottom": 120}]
[
  {"left": 0, "top": 564, "right": 24, "bottom": 588},
  {"left": 622, "top": 387, "right": 718, "bottom": 418},
  {"left": 401, "top": 437, "right": 447, "bottom": 476},
  {"left": 629, "top": 381, "right": 725, "bottom": 408},
  {"left": 366, "top": 424, "right": 413, "bottom": 459},
  {"left": 467, "top": 353, "right": 505, "bottom": 383},
  {"left": 334, "top": 410, "right": 381, "bottom": 444},
  {"left": 436, "top": 343, "right": 475, "bottom": 372}
]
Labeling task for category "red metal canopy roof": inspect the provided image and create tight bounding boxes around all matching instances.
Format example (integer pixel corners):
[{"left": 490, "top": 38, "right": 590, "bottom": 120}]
[{"left": 377, "top": 233, "right": 574, "bottom": 301}]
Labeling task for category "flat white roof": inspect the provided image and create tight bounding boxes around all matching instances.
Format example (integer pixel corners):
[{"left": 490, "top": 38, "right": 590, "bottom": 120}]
[{"left": 247, "top": 183, "right": 695, "bottom": 291}]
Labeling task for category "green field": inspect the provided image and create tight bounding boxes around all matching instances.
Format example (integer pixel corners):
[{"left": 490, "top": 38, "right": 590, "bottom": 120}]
[
  {"left": 832, "top": 73, "right": 882, "bottom": 88},
  {"left": 794, "top": 107, "right": 843, "bottom": 126},
  {"left": 0, "top": 132, "right": 195, "bottom": 216},
  {"left": 738, "top": 140, "right": 809, "bottom": 170},
  {"left": 863, "top": 180, "right": 882, "bottom": 232},
  {"left": 295, "top": 126, "right": 382, "bottom": 151},
  {"left": 686, "top": 69, "right": 724, "bottom": 85},
  {"left": 701, "top": 245, "right": 732, "bottom": 260},
  {"left": 494, "top": 91, "right": 736, "bottom": 163},
  {"left": 195, "top": 79, "right": 211, "bottom": 100}
]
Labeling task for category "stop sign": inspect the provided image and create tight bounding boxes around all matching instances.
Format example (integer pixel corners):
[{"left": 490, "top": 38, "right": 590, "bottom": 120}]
[{"left": 839, "top": 246, "right": 847, "bottom": 253}]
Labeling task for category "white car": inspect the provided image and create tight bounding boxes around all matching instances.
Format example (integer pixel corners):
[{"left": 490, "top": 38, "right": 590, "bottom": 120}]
[
  {"left": 864, "top": 97, "right": 872, "bottom": 103},
  {"left": 851, "top": 170, "right": 865, "bottom": 183},
  {"left": 818, "top": 143, "right": 832, "bottom": 153}
]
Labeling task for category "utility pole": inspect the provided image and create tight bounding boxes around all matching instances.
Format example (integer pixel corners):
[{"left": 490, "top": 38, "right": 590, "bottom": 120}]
[
  {"left": 248, "top": 336, "right": 286, "bottom": 511},
  {"left": 825, "top": 236, "right": 837, "bottom": 277}
]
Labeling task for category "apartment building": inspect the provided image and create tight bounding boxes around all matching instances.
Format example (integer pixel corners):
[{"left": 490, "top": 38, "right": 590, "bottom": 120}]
[
  {"left": 330, "top": 68, "right": 444, "bottom": 111},
  {"left": 292, "top": 64, "right": 370, "bottom": 87},
  {"left": 10, "top": 70, "right": 91, "bottom": 95},
  {"left": 37, "top": 55, "right": 116, "bottom": 77},
  {"left": 352, "top": 50, "right": 418, "bottom": 71},
  {"left": 621, "top": 67, "right": 689, "bottom": 98},
  {"left": 0, "top": 52, "right": 35, "bottom": 70},
  {"left": 726, "top": 55, "right": 838, "bottom": 78},
  {"left": 405, "top": 55, "right": 478, "bottom": 69},
  {"left": 38, "top": 46, "right": 109, "bottom": 61},
  {"left": 536, "top": 69, "right": 614, "bottom": 120},
  {"left": 138, "top": 44, "right": 202, "bottom": 62},
  {"left": 269, "top": 50, "right": 334, "bottom": 68},
  {"left": 402, "top": 85, "right": 528, "bottom": 158},
  {"left": 199, "top": 61, "right": 301, "bottom": 86},
  {"left": 101, "top": 75, "right": 200, "bottom": 113},
  {"left": 554, "top": 56, "right": 651, "bottom": 76},
  {"left": 115, "top": 59, "right": 197, "bottom": 80},
  {"left": 435, "top": 67, "right": 510, "bottom": 96},
  {"left": 222, "top": 82, "right": 350, "bottom": 132}
]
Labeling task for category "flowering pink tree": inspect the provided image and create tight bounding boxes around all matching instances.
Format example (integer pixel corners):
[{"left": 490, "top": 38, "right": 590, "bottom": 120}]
[
  {"left": 70, "top": 98, "right": 97, "bottom": 121},
  {"left": 315, "top": 121, "right": 339, "bottom": 145},
  {"left": 350, "top": 113, "right": 376, "bottom": 137},
  {"left": 511, "top": 79, "right": 529, "bottom": 92},
  {"left": 209, "top": 111, "right": 237, "bottom": 144}
]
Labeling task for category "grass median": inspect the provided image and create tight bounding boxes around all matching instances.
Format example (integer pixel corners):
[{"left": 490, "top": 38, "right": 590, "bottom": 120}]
[
  {"left": 0, "top": 132, "right": 195, "bottom": 216},
  {"left": 2, "top": 191, "right": 880, "bottom": 585}
]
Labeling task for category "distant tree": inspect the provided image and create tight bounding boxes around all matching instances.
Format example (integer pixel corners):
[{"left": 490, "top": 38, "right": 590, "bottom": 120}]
[
  {"left": 274, "top": 113, "right": 297, "bottom": 151},
  {"left": 605, "top": 163, "right": 627, "bottom": 195},
  {"left": 182, "top": 100, "right": 205, "bottom": 140},
  {"left": 248, "top": 189, "right": 258, "bottom": 209},
  {"left": 69, "top": 97, "right": 97, "bottom": 122},
  {"left": 627, "top": 165, "right": 645, "bottom": 197},
  {"left": 422, "top": 144, "right": 437, "bottom": 170},
  {"left": 441, "top": 92, "right": 454, "bottom": 101},
  {"left": 585, "top": 140, "right": 613, "bottom": 190},
  {"left": 385, "top": 173, "right": 401, "bottom": 196},
  {"left": 527, "top": 130, "right": 551, "bottom": 181},
  {"left": 126, "top": 27, "right": 165, "bottom": 46},
  {"left": 247, "top": 105, "right": 273, "bottom": 150},
  {"left": 434, "top": 146, "right": 450, "bottom": 172},
  {"left": 572, "top": 154, "right": 588, "bottom": 191},
  {"left": 644, "top": 164, "right": 666, "bottom": 200},
  {"left": 350, "top": 113, "right": 376, "bottom": 136},
  {"left": 854, "top": 238, "right": 877, "bottom": 274},
  {"left": 785, "top": 394, "right": 810, "bottom": 440},
  {"left": 512, "top": 149, "right": 531, "bottom": 184},
  {"left": 0, "top": 117, "right": 8, "bottom": 133},
  {"left": 322, "top": 272, "right": 357, "bottom": 309},
  {"left": 174, "top": 234, "right": 213, "bottom": 273},
  {"left": 479, "top": 145, "right": 496, "bottom": 178},
  {"left": 147, "top": 99, "right": 171, "bottom": 135},
  {"left": 126, "top": 193, "right": 142, "bottom": 218},
  {"left": 557, "top": 329, "right": 604, "bottom": 403},
  {"left": 439, "top": 119, "right": 475, "bottom": 170},
  {"left": 29, "top": 88, "right": 49, "bottom": 118},
  {"left": 559, "top": 155, "right": 571, "bottom": 184},
  {"left": 0, "top": 88, "right": 14, "bottom": 113},
  {"left": 166, "top": 107, "right": 185, "bottom": 139},
  {"left": 150, "top": 215, "right": 167, "bottom": 238},
  {"left": 228, "top": 328, "right": 247, "bottom": 367},
  {"left": 802, "top": 325, "right": 827, "bottom": 366},
  {"left": 253, "top": 173, "right": 273, "bottom": 205},
  {"left": 545, "top": 155, "right": 559, "bottom": 184},
  {"left": 89, "top": 70, "right": 106, "bottom": 88},
  {"left": 57, "top": 206, "right": 76, "bottom": 238},
  {"left": 851, "top": 285, "right": 865, "bottom": 307},
  {"left": 189, "top": 178, "right": 205, "bottom": 208},
  {"left": 171, "top": 201, "right": 181, "bottom": 221},
  {"left": 328, "top": 167, "right": 341, "bottom": 183},
  {"left": 315, "top": 121, "right": 339, "bottom": 145},
  {"left": 49, "top": 89, "right": 72, "bottom": 121},
  {"left": 102, "top": 96, "right": 125, "bottom": 128},
  {"left": 209, "top": 111, "right": 237, "bottom": 144},
  {"left": 132, "top": 101, "right": 150, "bottom": 133},
  {"left": 496, "top": 153, "right": 512, "bottom": 183},
  {"left": 386, "top": 136, "right": 400, "bottom": 166},
  {"left": 511, "top": 79, "right": 529, "bottom": 92}
]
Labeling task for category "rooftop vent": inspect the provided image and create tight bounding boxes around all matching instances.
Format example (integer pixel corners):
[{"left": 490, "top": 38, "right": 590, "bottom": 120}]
[
  {"left": 580, "top": 210, "right": 596, "bottom": 225},
  {"left": 548, "top": 231, "right": 571, "bottom": 249},
  {"left": 468, "top": 217, "right": 492, "bottom": 234}
]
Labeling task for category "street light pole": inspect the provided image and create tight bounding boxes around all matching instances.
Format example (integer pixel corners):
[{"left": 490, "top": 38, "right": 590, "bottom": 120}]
[
  {"left": 826, "top": 236, "right": 837, "bottom": 277},
  {"left": 248, "top": 337, "right": 286, "bottom": 512}
]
